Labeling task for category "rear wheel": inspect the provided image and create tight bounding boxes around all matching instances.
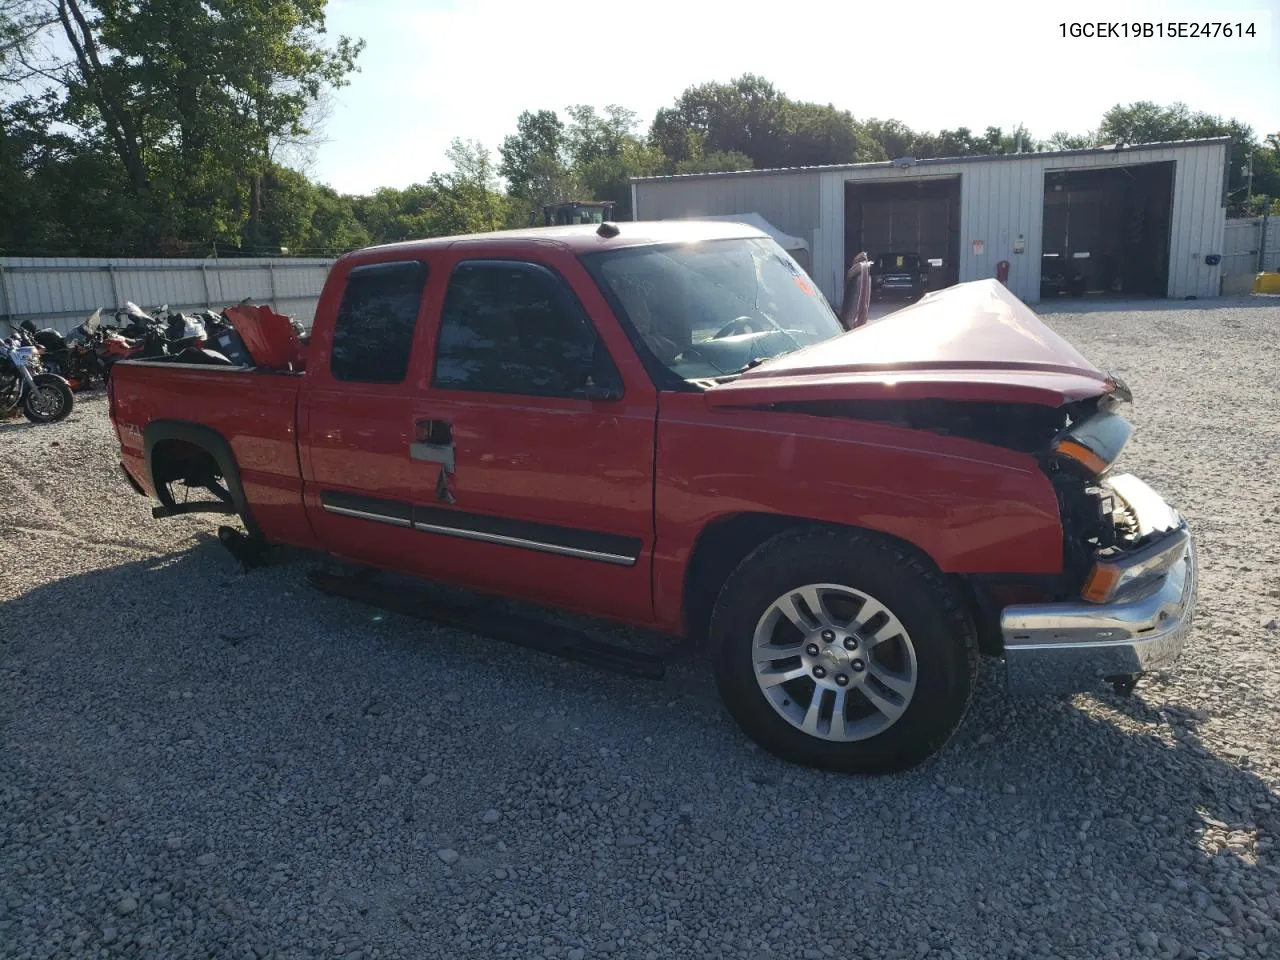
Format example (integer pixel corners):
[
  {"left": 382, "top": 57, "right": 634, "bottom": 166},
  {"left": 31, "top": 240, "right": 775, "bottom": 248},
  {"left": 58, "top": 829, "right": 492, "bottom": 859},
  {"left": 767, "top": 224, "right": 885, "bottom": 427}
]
[{"left": 709, "top": 527, "right": 978, "bottom": 774}]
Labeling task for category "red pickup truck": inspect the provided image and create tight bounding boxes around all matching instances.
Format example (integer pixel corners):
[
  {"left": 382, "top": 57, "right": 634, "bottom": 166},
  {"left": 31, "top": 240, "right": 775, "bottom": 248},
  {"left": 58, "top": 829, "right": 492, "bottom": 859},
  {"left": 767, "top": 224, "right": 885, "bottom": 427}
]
[{"left": 108, "top": 220, "right": 1197, "bottom": 774}]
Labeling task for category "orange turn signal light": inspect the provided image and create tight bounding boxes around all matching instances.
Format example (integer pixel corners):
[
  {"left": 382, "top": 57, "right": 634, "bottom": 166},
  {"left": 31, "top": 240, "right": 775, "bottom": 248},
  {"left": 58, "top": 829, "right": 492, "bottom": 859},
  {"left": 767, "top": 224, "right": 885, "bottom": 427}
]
[
  {"left": 1053, "top": 438, "right": 1111, "bottom": 477},
  {"left": 1081, "top": 562, "right": 1123, "bottom": 603}
]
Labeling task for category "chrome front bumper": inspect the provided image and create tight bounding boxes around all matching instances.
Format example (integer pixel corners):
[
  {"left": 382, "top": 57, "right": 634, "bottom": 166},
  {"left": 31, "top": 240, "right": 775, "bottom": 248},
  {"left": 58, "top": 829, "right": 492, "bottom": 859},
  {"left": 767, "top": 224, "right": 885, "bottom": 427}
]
[{"left": 1002, "top": 475, "right": 1198, "bottom": 696}]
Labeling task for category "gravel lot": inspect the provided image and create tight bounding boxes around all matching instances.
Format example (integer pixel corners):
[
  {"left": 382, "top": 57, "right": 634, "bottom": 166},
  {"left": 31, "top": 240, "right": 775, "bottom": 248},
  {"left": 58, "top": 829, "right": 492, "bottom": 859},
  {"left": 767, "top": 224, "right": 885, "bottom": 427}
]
[{"left": 3, "top": 298, "right": 1280, "bottom": 960}]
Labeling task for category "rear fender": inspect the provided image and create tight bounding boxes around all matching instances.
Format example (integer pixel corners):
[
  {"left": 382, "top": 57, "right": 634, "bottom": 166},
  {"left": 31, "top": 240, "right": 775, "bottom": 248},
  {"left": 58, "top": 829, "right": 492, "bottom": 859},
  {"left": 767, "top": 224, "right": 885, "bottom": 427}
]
[{"left": 143, "top": 420, "right": 263, "bottom": 540}]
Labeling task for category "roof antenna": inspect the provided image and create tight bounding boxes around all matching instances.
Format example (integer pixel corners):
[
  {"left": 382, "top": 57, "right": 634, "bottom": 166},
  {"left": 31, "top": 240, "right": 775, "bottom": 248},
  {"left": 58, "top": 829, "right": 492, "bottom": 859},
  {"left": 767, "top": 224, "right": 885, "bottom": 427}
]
[{"left": 597, "top": 222, "right": 620, "bottom": 238}]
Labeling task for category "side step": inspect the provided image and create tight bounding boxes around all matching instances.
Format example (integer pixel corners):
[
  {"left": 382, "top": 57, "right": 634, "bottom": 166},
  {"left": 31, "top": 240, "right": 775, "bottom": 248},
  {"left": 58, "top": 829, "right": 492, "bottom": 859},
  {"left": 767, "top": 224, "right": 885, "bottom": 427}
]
[
  {"left": 153, "top": 502, "right": 236, "bottom": 519},
  {"left": 306, "top": 569, "right": 665, "bottom": 681}
]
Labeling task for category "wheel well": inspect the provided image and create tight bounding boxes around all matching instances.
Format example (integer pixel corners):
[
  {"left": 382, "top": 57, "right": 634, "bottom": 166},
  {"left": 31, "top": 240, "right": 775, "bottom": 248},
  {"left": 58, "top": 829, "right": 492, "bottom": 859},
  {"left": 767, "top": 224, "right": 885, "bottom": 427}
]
[
  {"left": 682, "top": 513, "right": 986, "bottom": 651},
  {"left": 150, "top": 438, "right": 221, "bottom": 490},
  {"left": 684, "top": 514, "right": 807, "bottom": 646}
]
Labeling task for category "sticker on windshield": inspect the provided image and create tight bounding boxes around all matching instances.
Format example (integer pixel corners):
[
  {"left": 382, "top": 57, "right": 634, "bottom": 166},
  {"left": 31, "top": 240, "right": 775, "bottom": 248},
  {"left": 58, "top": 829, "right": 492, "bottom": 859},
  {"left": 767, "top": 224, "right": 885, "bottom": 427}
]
[
  {"left": 792, "top": 275, "right": 815, "bottom": 296},
  {"left": 896, "top": 255, "right": 904, "bottom": 267}
]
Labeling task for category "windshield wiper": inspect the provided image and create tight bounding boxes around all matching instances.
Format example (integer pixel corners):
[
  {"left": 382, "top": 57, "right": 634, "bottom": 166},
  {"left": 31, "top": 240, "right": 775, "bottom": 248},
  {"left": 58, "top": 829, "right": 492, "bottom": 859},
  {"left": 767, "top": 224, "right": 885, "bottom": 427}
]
[{"left": 720, "top": 356, "right": 772, "bottom": 378}]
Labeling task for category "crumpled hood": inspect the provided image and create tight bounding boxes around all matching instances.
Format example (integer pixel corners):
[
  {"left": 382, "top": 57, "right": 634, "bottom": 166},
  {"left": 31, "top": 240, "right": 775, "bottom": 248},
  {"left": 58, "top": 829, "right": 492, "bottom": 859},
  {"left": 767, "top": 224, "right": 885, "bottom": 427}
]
[{"left": 706, "top": 278, "right": 1116, "bottom": 409}]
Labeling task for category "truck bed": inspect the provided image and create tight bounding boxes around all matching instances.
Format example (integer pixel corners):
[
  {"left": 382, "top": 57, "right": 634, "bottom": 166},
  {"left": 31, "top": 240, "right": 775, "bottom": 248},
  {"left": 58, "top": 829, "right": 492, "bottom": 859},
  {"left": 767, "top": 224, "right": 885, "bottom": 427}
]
[{"left": 110, "top": 359, "right": 315, "bottom": 546}]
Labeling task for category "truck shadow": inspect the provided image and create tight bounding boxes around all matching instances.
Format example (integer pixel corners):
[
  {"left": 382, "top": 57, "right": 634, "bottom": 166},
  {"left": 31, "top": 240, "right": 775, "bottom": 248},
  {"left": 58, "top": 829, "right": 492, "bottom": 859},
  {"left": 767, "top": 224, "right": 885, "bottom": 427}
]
[{"left": 3, "top": 536, "right": 1274, "bottom": 953}]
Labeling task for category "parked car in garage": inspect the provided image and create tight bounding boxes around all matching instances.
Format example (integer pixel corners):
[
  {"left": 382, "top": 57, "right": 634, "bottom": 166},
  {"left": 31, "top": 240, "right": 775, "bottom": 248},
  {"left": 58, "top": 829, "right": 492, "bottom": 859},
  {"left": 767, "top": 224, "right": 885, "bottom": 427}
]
[
  {"left": 872, "top": 253, "right": 928, "bottom": 301},
  {"left": 1041, "top": 251, "right": 1090, "bottom": 298},
  {"left": 107, "top": 220, "right": 1197, "bottom": 775}
]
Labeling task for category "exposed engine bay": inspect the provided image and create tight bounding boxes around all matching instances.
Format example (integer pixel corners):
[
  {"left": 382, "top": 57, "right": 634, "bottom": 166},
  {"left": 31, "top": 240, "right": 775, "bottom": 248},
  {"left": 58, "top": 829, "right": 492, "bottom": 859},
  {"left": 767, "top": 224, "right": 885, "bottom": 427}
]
[{"left": 773, "top": 390, "right": 1143, "bottom": 597}]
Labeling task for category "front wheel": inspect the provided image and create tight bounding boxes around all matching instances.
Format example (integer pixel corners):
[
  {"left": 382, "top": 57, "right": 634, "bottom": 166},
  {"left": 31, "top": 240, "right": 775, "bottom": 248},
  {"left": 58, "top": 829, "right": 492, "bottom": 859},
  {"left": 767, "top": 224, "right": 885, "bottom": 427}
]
[
  {"left": 709, "top": 527, "right": 979, "bottom": 774},
  {"left": 22, "top": 374, "right": 75, "bottom": 423}
]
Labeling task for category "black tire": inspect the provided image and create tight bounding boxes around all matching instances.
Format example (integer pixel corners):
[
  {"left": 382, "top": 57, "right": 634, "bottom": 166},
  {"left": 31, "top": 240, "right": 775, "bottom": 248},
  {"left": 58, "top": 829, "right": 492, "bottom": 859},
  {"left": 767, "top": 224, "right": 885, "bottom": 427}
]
[
  {"left": 708, "top": 526, "right": 979, "bottom": 775},
  {"left": 21, "top": 375, "right": 75, "bottom": 423}
]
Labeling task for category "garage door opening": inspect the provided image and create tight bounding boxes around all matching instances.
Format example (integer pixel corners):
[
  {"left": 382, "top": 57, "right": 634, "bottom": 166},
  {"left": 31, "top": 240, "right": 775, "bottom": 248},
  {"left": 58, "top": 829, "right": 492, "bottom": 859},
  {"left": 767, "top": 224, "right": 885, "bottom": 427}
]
[
  {"left": 844, "top": 177, "right": 961, "bottom": 300},
  {"left": 1041, "top": 162, "right": 1174, "bottom": 299}
]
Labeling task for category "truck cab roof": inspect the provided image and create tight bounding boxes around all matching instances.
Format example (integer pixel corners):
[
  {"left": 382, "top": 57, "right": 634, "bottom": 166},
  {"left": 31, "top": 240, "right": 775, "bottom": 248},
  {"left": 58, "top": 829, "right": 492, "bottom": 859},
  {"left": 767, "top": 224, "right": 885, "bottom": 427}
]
[{"left": 344, "top": 219, "right": 769, "bottom": 263}]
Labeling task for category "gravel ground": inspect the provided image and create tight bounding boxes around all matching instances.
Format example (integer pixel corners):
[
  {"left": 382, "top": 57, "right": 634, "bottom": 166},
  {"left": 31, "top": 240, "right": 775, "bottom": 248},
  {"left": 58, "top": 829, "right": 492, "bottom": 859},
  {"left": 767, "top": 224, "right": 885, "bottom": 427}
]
[{"left": 3, "top": 298, "right": 1280, "bottom": 960}]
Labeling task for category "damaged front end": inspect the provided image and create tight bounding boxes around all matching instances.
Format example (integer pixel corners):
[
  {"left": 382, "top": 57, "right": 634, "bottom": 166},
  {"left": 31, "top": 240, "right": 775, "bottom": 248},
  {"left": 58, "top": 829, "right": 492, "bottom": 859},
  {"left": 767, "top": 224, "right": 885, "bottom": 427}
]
[
  {"left": 1000, "top": 380, "right": 1198, "bottom": 695},
  {"left": 702, "top": 279, "right": 1197, "bottom": 694},
  {"left": 766, "top": 374, "right": 1197, "bottom": 696}
]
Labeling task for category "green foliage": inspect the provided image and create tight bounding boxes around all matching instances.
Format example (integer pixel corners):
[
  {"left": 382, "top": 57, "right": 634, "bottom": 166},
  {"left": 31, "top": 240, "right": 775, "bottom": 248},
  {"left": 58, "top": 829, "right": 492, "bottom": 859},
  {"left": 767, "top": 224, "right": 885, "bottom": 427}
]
[
  {"left": 1045, "top": 130, "right": 1103, "bottom": 150},
  {"left": 674, "top": 149, "right": 754, "bottom": 175},
  {"left": 2, "top": 0, "right": 363, "bottom": 254},
  {"left": 1098, "top": 101, "right": 1257, "bottom": 200},
  {"left": 498, "top": 104, "right": 659, "bottom": 223},
  {"left": 2, "top": 21, "right": 1276, "bottom": 260},
  {"left": 651, "top": 74, "right": 877, "bottom": 172},
  {"left": 858, "top": 118, "right": 1039, "bottom": 161}
]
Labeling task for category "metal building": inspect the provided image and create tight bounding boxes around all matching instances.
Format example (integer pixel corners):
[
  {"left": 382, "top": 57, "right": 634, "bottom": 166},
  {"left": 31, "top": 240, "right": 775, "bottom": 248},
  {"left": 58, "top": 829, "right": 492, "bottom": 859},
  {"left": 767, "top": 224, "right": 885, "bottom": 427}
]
[{"left": 631, "top": 138, "right": 1230, "bottom": 307}]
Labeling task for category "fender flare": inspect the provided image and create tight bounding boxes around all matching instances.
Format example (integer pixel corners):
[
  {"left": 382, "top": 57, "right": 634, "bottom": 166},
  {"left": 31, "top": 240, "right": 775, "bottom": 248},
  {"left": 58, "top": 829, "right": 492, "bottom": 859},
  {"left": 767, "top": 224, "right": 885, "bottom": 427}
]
[
  {"left": 143, "top": 420, "right": 263, "bottom": 540},
  {"left": 32, "top": 371, "right": 72, "bottom": 389}
]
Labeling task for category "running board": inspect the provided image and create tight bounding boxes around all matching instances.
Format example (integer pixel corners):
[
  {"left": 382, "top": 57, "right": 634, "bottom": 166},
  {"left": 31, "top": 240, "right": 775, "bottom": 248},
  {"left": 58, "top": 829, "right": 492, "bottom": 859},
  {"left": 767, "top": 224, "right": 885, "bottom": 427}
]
[
  {"left": 152, "top": 502, "right": 236, "bottom": 519},
  {"left": 306, "top": 570, "right": 665, "bottom": 681}
]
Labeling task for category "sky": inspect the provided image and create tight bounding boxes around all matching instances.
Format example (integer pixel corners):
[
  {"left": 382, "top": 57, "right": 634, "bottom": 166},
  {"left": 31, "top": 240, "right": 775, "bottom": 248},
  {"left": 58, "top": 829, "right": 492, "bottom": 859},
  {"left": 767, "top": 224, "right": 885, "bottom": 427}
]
[{"left": 312, "top": 0, "right": 1279, "bottom": 195}]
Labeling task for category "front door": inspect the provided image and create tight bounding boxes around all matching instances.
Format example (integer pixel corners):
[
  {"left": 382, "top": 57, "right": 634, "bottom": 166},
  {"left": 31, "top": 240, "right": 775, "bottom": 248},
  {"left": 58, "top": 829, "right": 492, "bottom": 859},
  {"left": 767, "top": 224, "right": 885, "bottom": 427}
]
[{"left": 405, "top": 247, "right": 658, "bottom": 624}]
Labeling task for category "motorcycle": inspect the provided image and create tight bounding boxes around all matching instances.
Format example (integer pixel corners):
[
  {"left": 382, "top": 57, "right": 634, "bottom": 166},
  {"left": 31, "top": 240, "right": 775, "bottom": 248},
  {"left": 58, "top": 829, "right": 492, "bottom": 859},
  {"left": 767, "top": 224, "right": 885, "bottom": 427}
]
[
  {"left": 0, "top": 327, "right": 76, "bottom": 423},
  {"left": 111, "top": 301, "right": 155, "bottom": 339},
  {"left": 20, "top": 311, "right": 109, "bottom": 391},
  {"left": 97, "top": 303, "right": 212, "bottom": 379}
]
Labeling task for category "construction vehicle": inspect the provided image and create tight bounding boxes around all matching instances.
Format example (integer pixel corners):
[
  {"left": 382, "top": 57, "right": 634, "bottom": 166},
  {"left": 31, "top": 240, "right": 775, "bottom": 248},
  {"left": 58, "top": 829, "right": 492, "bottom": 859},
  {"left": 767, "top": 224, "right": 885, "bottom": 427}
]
[{"left": 535, "top": 200, "right": 616, "bottom": 227}]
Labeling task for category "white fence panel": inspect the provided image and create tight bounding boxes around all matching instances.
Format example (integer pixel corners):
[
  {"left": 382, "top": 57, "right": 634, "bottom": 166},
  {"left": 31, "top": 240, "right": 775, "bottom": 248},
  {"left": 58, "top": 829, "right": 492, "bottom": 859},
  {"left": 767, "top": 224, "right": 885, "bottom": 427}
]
[{"left": 0, "top": 256, "right": 336, "bottom": 335}]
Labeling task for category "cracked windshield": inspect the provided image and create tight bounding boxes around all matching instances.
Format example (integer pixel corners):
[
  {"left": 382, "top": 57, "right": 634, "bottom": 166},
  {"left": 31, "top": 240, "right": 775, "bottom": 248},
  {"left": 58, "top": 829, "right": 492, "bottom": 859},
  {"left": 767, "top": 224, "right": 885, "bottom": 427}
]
[{"left": 590, "top": 238, "right": 844, "bottom": 379}]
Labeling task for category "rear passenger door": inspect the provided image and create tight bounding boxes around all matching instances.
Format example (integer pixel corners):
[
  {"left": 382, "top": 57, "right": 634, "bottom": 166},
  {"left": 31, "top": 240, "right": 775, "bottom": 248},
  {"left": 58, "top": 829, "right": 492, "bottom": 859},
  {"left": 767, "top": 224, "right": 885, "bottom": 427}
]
[
  {"left": 299, "top": 259, "right": 435, "bottom": 572},
  {"left": 408, "top": 249, "right": 658, "bottom": 623}
]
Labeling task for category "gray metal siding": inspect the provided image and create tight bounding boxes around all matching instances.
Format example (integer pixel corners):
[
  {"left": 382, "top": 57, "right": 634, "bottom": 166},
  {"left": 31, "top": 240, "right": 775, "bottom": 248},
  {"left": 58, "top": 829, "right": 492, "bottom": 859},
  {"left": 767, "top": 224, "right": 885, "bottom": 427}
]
[
  {"left": 1166, "top": 146, "right": 1226, "bottom": 298},
  {"left": 0, "top": 257, "right": 334, "bottom": 334},
  {"left": 642, "top": 141, "right": 1228, "bottom": 306},
  {"left": 958, "top": 159, "right": 1043, "bottom": 299},
  {"left": 633, "top": 172, "right": 822, "bottom": 268}
]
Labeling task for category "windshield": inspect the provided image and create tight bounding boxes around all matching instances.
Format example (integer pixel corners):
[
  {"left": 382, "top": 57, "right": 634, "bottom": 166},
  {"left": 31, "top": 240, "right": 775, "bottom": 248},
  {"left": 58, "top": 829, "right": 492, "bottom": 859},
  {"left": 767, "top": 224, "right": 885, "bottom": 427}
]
[{"left": 584, "top": 237, "right": 843, "bottom": 381}]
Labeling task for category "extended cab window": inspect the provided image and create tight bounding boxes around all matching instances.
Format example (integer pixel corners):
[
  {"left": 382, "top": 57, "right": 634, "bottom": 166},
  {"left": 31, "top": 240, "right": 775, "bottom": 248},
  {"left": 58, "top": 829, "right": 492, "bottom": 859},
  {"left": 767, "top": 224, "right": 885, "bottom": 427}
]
[
  {"left": 331, "top": 261, "right": 427, "bottom": 383},
  {"left": 434, "top": 260, "right": 620, "bottom": 398}
]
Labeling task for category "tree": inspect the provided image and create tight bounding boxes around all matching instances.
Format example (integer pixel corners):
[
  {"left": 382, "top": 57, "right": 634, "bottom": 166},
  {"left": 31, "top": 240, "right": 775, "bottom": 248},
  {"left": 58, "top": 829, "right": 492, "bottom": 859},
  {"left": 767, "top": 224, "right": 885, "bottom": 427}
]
[
  {"left": 783, "top": 100, "right": 874, "bottom": 167},
  {"left": 673, "top": 148, "right": 753, "bottom": 175},
  {"left": 652, "top": 75, "right": 876, "bottom": 172},
  {"left": 499, "top": 104, "right": 660, "bottom": 222},
  {"left": 1, "top": 0, "right": 58, "bottom": 85},
  {"left": 499, "top": 108, "right": 576, "bottom": 220},
  {"left": 562, "top": 105, "right": 661, "bottom": 218},
  {"left": 47, "top": 0, "right": 362, "bottom": 251},
  {"left": 427, "top": 138, "right": 507, "bottom": 235},
  {"left": 859, "top": 118, "right": 916, "bottom": 161},
  {"left": 1098, "top": 101, "right": 1257, "bottom": 200},
  {"left": 1046, "top": 130, "right": 1101, "bottom": 150}
]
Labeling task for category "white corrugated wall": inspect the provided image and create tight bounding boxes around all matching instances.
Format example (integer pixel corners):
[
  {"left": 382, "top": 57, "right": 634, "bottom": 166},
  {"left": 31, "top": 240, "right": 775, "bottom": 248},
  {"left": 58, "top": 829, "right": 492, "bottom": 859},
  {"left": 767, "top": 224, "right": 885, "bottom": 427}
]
[
  {"left": 820, "top": 142, "right": 1228, "bottom": 303},
  {"left": 636, "top": 140, "right": 1230, "bottom": 307},
  {"left": 0, "top": 257, "right": 335, "bottom": 335}
]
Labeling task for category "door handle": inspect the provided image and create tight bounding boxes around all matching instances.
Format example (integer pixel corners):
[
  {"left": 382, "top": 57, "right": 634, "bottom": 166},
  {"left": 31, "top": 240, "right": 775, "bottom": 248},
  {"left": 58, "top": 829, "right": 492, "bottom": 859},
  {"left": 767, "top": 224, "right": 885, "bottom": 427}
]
[{"left": 411, "top": 419, "right": 454, "bottom": 472}]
